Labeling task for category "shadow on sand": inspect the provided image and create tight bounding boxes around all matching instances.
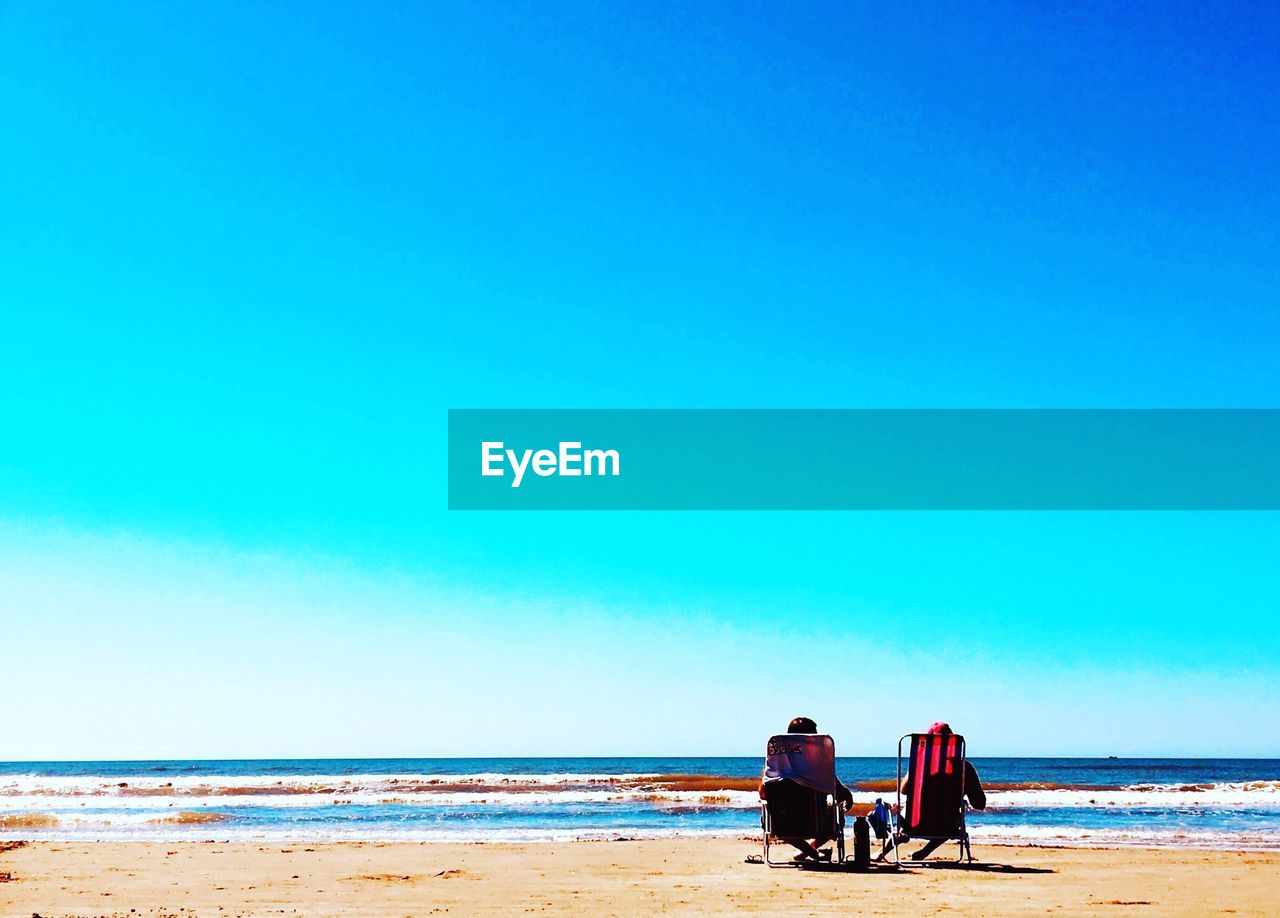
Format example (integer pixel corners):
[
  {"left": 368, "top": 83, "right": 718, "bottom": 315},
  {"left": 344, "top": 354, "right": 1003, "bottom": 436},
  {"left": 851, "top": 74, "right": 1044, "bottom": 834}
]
[{"left": 796, "top": 860, "right": 1055, "bottom": 876}]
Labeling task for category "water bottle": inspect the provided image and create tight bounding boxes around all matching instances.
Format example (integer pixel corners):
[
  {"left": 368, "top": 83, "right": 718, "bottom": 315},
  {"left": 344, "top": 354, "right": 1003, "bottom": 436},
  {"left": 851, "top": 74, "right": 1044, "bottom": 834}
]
[{"left": 852, "top": 815, "right": 870, "bottom": 869}]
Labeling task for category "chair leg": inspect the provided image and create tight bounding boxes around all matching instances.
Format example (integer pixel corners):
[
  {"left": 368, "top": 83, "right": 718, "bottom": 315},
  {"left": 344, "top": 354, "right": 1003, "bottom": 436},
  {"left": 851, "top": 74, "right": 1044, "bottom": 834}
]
[
  {"left": 763, "top": 831, "right": 782, "bottom": 867},
  {"left": 762, "top": 830, "right": 800, "bottom": 868},
  {"left": 763, "top": 824, "right": 786, "bottom": 867},
  {"left": 762, "top": 807, "right": 778, "bottom": 867},
  {"left": 836, "top": 807, "right": 845, "bottom": 863}
]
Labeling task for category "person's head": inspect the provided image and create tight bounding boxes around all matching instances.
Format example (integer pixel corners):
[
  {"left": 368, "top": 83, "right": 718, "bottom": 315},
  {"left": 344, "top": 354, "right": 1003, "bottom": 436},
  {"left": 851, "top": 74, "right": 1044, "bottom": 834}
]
[
  {"left": 788, "top": 716, "right": 818, "bottom": 734},
  {"left": 928, "top": 721, "right": 953, "bottom": 736}
]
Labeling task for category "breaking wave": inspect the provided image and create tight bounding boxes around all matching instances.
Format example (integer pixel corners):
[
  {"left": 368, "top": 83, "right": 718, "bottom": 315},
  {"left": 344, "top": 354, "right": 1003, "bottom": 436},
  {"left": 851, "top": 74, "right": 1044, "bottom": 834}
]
[{"left": 2, "top": 768, "right": 1278, "bottom": 848}]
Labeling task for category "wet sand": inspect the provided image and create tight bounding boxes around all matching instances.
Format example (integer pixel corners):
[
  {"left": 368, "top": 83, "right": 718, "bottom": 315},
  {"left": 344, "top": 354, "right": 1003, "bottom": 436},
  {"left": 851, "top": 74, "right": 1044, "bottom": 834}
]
[{"left": 2, "top": 838, "right": 1276, "bottom": 915}]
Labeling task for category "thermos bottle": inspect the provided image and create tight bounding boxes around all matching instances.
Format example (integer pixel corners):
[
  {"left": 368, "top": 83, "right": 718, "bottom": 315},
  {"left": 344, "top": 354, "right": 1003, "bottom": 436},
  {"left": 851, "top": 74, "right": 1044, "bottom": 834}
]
[{"left": 853, "top": 815, "right": 870, "bottom": 869}]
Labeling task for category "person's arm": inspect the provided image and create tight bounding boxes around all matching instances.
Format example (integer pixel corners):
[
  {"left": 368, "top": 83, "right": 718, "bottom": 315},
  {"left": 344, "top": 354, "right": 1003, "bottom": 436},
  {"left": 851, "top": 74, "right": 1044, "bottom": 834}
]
[{"left": 964, "top": 761, "right": 986, "bottom": 810}]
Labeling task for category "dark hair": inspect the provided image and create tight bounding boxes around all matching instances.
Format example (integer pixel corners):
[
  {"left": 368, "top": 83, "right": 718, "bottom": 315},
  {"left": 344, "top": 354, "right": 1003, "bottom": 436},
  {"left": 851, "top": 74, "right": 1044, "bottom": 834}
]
[{"left": 788, "top": 716, "right": 818, "bottom": 734}]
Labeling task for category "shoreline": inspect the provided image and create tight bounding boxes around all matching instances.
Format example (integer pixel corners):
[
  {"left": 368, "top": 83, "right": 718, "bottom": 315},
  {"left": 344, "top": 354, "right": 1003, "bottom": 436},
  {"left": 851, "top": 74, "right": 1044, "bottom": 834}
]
[
  {"left": 4, "top": 838, "right": 1277, "bottom": 915},
  {"left": 5, "top": 832, "right": 1280, "bottom": 852}
]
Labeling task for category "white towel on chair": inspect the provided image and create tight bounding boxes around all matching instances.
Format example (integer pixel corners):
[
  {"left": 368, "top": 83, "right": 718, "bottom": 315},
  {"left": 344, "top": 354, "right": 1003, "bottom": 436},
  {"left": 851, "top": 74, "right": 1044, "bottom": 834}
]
[{"left": 761, "top": 734, "right": 838, "bottom": 795}]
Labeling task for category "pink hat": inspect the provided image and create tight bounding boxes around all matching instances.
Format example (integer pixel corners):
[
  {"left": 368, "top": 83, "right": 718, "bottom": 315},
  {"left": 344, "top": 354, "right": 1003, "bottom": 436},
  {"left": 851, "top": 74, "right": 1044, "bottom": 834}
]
[{"left": 928, "top": 721, "right": 952, "bottom": 735}]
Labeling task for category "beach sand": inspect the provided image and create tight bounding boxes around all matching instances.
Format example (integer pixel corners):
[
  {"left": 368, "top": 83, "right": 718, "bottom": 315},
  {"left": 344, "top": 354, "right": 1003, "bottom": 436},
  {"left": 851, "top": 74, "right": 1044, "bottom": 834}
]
[{"left": 2, "top": 838, "right": 1276, "bottom": 915}]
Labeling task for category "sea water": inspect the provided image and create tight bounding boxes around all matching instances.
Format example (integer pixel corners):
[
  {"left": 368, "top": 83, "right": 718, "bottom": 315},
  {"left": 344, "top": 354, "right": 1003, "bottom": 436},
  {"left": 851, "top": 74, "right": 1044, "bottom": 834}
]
[{"left": 2, "top": 757, "right": 1277, "bottom": 848}]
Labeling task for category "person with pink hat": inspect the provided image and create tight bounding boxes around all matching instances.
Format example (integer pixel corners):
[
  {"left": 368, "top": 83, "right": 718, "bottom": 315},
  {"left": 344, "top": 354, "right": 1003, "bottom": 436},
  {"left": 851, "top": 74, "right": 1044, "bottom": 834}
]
[{"left": 899, "top": 721, "right": 988, "bottom": 860}]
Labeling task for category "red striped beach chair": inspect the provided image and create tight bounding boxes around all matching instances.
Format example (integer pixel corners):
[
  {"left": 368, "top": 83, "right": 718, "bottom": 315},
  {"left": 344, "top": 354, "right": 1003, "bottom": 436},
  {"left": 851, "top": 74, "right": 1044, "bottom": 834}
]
[{"left": 895, "top": 732, "right": 974, "bottom": 864}]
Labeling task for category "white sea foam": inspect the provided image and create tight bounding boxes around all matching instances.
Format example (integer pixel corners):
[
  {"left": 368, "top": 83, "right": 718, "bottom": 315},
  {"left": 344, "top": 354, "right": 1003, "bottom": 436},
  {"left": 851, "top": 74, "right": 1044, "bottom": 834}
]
[
  {"left": 3, "top": 820, "right": 1279, "bottom": 849},
  {"left": 984, "top": 782, "right": 1280, "bottom": 809},
  {"left": 0, "top": 823, "right": 745, "bottom": 843},
  {"left": 0, "top": 789, "right": 762, "bottom": 811},
  {"left": 0, "top": 772, "right": 663, "bottom": 797},
  {"left": 977, "top": 824, "right": 1280, "bottom": 850},
  {"left": 3, "top": 775, "right": 1277, "bottom": 809}
]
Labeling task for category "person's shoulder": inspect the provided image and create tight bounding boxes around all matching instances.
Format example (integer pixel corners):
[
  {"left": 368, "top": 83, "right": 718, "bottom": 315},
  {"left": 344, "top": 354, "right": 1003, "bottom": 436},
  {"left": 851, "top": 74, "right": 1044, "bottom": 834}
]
[{"left": 965, "top": 760, "right": 983, "bottom": 783}]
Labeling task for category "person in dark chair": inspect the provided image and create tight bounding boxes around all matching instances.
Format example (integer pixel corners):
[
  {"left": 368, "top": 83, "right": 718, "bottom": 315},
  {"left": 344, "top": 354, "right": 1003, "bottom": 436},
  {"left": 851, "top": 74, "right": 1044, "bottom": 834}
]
[
  {"left": 760, "top": 716, "right": 854, "bottom": 861},
  {"left": 899, "top": 721, "right": 986, "bottom": 860}
]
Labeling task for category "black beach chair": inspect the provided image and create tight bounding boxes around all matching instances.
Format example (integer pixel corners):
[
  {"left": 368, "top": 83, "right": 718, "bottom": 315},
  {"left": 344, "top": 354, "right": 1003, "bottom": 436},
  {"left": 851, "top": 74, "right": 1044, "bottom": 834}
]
[
  {"left": 760, "top": 733, "right": 846, "bottom": 867},
  {"left": 894, "top": 732, "right": 974, "bottom": 864}
]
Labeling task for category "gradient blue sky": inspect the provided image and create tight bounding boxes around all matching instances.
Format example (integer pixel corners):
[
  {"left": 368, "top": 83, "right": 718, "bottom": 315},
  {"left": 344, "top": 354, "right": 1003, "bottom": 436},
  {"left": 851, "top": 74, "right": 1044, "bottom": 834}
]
[{"left": 2, "top": 2, "right": 1277, "bottom": 758}]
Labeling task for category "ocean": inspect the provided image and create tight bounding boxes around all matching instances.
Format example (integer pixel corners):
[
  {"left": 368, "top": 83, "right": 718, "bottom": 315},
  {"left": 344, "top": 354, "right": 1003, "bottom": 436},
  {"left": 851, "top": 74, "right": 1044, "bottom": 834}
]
[{"left": 2, "top": 758, "right": 1278, "bottom": 849}]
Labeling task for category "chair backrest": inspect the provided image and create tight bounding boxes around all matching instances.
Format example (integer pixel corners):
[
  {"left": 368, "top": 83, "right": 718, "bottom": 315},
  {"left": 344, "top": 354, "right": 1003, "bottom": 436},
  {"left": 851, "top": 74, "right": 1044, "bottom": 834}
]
[
  {"left": 763, "top": 733, "right": 838, "bottom": 795},
  {"left": 901, "top": 732, "right": 966, "bottom": 837}
]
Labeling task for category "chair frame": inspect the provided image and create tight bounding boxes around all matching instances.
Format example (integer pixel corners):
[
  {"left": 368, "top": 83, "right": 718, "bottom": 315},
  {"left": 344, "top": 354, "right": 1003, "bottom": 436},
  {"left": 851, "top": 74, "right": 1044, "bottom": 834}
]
[
  {"left": 761, "top": 788, "right": 846, "bottom": 867},
  {"left": 759, "top": 734, "right": 847, "bottom": 868},
  {"left": 868, "top": 803, "right": 897, "bottom": 862},
  {"left": 894, "top": 732, "right": 974, "bottom": 865}
]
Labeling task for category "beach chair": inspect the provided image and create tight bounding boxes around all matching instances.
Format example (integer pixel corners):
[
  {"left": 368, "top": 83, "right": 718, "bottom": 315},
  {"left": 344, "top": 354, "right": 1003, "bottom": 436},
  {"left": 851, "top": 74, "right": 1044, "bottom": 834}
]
[
  {"left": 760, "top": 733, "right": 846, "bottom": 867},
  {"left": 895, "top": 732, "right": 974, "bottom": 864}
]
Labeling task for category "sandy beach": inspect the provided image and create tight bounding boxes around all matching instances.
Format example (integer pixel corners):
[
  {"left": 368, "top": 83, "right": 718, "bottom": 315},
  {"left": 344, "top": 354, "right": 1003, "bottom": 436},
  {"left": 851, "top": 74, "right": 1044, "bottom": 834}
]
[{"left": 2, "top": 838, "right": 1276, "bottom": 915}]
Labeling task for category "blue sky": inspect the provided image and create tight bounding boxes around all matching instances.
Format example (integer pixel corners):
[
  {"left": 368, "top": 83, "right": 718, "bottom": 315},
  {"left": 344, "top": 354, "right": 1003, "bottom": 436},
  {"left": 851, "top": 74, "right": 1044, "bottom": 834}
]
[{"left": 1, "top": 1, "right": 1277, "bottom": 758}]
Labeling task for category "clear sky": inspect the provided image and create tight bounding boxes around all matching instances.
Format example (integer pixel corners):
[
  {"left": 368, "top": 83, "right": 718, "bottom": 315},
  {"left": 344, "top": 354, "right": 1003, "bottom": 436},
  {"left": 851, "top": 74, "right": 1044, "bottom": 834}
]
[{"left": 2, "top": 1, "right": 1277, "bottom": 758}]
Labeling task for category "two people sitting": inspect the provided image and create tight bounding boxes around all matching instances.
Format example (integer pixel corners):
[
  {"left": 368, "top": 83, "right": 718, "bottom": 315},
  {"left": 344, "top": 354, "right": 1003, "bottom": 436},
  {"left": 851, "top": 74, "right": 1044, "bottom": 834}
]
[{"left": 760, "top": 716, "right": 986, "bottom": 863}]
